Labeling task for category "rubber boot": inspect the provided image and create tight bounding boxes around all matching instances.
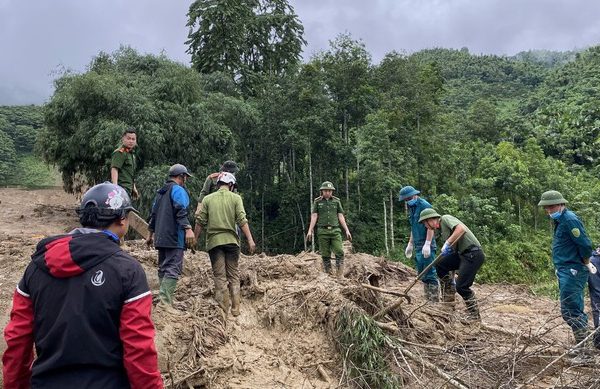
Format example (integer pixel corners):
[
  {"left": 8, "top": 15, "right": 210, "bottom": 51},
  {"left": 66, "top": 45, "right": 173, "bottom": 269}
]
[
  {"left": 214, "top": 288, "right": 231, "bottom": 314},
  {"left": 440, "top": 276, "right": 456, "bottom": 303},
  {"left": 336, "top": 261, "right": 345, "bottom": 278},
  {"left": 424, "top": 283, "right": 440, "bottom": 303},
  {"left": 322, "top": 257, "right": 332, "bottom": 275},
  {"left": 230, "top": 283, "right": 241, "bottom": 317},
  {"left": 570, "top": 328, "right": 594, "bottom": 364},
  {"left": 464, "top": 293, "right": 481, "bottom": 321},
  {"left": 159, "top": 278, "right": 177, "bottom": 305}
]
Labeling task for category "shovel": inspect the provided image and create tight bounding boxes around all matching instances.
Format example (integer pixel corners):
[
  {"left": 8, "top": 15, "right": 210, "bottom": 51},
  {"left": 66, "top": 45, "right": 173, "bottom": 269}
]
[{"left": 373, "top": 244, "right": 454, "bottom": 320}]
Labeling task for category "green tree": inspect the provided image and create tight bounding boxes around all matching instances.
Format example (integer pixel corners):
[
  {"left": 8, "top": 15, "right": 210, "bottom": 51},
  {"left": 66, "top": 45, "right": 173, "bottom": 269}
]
[
  {"left": 186, "top": 0, "right": 306, "bottom": 91},
  {"left": 0, "top": 130, "right": 17, "bottom": 184}
]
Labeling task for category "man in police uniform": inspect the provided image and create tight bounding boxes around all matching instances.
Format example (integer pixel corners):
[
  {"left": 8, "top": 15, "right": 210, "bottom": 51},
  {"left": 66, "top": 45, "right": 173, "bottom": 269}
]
[
  {"left": 110, "top": 128, "right": 138, "bottom": 199},
  {"left": 399, "top": 185, "right": 439, "bottom": 302},
  {"left": 306, "top": 181, "right": 352, "bottom": 277},
  {"left": 538, "top": 190, "right": 595, "bottom": 360}
]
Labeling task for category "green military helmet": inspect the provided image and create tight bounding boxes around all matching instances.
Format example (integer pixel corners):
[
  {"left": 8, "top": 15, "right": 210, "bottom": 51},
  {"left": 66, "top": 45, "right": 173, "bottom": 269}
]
[
  {"left": 320, "top": 181, "right": 336, "bottom": 191},
  {"left": 538, "top": 190, "right": 568, "bottom": 206},
  {"left": 398, "top": 185, "right": 420, "bottom": 201},
  {"left": 418, "top": 208, "right": 441, "bottom": 223}
]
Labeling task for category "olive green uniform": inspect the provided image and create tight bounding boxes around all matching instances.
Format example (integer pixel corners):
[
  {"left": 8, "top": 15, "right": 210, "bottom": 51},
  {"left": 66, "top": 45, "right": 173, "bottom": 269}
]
[
  {"left": 110, "top": 147, "right": 136, "bottom": 195},
  {"left": 312, "top": 196, "right": 345, "bottom": 272}
]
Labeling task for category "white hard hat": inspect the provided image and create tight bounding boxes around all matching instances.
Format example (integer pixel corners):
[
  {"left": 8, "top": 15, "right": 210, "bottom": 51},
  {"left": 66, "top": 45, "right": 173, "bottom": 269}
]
[{"left": 218, "top": 172, "right": 236, "bottom": 185}]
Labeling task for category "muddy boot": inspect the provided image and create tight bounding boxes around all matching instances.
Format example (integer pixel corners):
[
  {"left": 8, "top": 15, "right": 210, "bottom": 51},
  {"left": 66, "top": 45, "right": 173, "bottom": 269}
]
[
  {"left": 230, "top": 284, "right": 241, "bottom": 317},
  {"left": 569, "top": 329, "right": 595, "bottom": 364},
  {"left": 464, "top": 293, "right": 481, "bottom": 321},
  {"left": 440, "top": 276, "right": 456, "bottom": 305},
  {"left": 322, "top": 257, "right": 332, "bottom": 275},
  {"left": 214, "top": 288, "right": 230, "bottom": 314},
  {"left": 159, "top": 278, "right": 177, "bottom": 305},
  {"left": 423, "top": 283, "right": 440, "bottom": 303},
  {"left": 336, "top": 261, "right": 345, "bottom": 278}
]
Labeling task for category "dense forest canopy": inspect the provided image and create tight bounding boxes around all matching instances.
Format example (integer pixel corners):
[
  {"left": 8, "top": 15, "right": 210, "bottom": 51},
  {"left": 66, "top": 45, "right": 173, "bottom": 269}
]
[{"left": 2, "top": 1, "right": 599, "bottom": 293}]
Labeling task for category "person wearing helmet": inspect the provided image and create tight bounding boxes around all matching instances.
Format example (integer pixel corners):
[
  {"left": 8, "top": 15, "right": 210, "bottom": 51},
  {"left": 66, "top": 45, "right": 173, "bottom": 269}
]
[
  {"left": 538, "top": 190, "right": 594, "bottom": 360},
  {"left": 110, "top": 127, "right": 139, "bottom": 199},
  {"left": 418, "top": 208, "right": 484, "bottom": 321},
  {"left": 306, "top": 181, "right": 352, "bottom": 277},
  {"left": 196, "top": 172, "right": 256, "bottom": 317},
  {"left": 197, "top": 160, "right": 240, "bottom": 205},
  {"left": 399, "top": 186, "right": 439, "bottom": 302},
  {"left": 147, "top": 164, "right": 195, "bottom": 307},
  {"left": 2, "top": 183, "right": 162, "bottom": 388}
]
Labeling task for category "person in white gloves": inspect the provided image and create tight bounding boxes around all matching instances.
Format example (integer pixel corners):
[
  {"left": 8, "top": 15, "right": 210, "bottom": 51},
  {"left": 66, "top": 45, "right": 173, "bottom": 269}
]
[{"left": 398, "top": 186, "right": 439, "bottom": 302}]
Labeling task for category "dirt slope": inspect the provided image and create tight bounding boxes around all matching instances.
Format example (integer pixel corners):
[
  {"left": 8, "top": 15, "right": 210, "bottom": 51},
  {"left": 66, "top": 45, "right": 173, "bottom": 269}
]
[{"left": 1, "top": 188, "right": 599, "bottom": 388}]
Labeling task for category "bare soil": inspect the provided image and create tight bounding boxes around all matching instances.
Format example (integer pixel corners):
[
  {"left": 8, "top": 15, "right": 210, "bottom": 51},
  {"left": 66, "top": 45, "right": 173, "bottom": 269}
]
[{"left": 1, "top": 187, "right": 599, "bottom": 388}]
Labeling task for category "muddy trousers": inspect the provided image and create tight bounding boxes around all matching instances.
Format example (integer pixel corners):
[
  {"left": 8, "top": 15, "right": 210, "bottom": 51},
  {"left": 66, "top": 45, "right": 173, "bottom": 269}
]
[
  {"left": 318, "top": 228, "right": 344, "bottom": 273},
  {"left": 556, "top": 266, "right": 589, "bottom": 333},
  {"left": 436, "top": 247, "right": 484, "bottom": 317},
  {"left": 209, "top": 244, "right": 241, "bottom": 313}
]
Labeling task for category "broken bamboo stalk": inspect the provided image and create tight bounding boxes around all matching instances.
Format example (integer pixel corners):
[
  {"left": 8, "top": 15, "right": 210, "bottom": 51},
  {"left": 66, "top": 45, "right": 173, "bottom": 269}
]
[
  {"left": 361, "top": 283, "right": 409, "bottom": 297},
  {"left": 317, "top": 364, "right": 331, "bottom": 383},
  {"left": 374, "top": 320, "right": 399, "bottom": 332}
]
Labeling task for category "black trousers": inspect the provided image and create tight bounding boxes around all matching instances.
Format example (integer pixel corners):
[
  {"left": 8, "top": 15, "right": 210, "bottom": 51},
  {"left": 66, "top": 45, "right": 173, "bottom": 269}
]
[{"left": 436, "top": 248, "right": 485, "bottom": 300}]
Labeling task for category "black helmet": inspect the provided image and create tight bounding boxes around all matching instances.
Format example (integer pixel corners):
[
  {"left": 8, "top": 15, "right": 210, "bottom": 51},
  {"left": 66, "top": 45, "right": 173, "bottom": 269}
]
[
  {"left": 168, "top": 164, "right": 193, "bottom": 177},
  {"left": 77, "top": 182, "right": 137, "bottom": 221},
  {"left": 220, "top": 160, "right": 239, "bottom": 174}
]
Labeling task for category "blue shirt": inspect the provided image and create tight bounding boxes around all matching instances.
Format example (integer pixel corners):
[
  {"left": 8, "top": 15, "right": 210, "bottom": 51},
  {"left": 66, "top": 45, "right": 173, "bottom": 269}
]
[
  {"left": 552, "top": 209, "right": 593, "bottom": 269},
  {"left": 408, "top": 198, "right": 436, "bottom": 249}
]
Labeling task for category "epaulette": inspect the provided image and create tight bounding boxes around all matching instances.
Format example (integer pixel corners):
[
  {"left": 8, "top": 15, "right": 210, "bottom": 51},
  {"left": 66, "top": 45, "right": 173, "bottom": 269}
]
[
  {"left": 332, "top": 196, "right": 340, "bottom": 200},
  {"left": 208, "top": 172, "right": 220, "bottom": 179},
  {"left": 313, "top": 196, "right": 323, "bottom": 201},
  {"left": 114, "top": 147, "right": 127, "bottom": 153}
]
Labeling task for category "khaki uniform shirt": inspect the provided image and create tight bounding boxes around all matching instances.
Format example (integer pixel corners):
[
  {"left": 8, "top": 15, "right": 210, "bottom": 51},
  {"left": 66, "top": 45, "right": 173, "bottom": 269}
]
[
  {"left": 110, "top": 147, "right": 136, "bottom": 194},
  {"left": 439, "top": 215, "right": 481, "bottom": 253},
  {"left": 198, "top": 189, "right": 248, "bottom": 251},
  {"left": 311, "top": 196, "right": 344, "bottom": 227}
]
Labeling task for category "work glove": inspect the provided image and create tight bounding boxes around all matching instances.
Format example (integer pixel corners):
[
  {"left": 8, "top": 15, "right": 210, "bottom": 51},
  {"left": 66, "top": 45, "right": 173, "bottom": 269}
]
[
  {"left": 422, "top": 240, "right": 432, "bottom": 258},
  {"left": 441, "top": 241, "right": 453, "bottom": 256},
  {"left": 586, "top": 262, "right": 598, "bottom": 275},
  {"left": 404, "top": 242, "right": 414, "bottom": 258}
]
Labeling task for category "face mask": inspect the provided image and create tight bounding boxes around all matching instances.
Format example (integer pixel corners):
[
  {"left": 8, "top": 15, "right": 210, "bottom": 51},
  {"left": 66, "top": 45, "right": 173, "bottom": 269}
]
[
  {"left": 549, "top": 211, "right": 562, "bottom": 220},
  {"left": 407, "top": 198, "right": 418, "bottom": 206}
]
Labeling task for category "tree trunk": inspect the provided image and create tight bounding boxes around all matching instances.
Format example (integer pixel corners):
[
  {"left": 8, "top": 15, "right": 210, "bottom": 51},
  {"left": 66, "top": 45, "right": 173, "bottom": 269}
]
[
  {"left": 261, "top": 187, "right": 265, "bottom": 252},
  {"left": 390, "top": 191, "right": 395, "bottom": 250},
  {"left": 357, "top": 159, "right": 361, "bottom": 213},
  {"left": 384, "top": 198, "right": 389, "bottom": 257},
  {"left": 308, "top": 143, "right": 315, "bottom": 252}
]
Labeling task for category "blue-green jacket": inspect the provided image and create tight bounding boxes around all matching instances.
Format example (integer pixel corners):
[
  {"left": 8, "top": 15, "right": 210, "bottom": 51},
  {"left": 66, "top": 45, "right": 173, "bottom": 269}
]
[
  {"left": 552, "top": 209, "right": 593, "bottom": 269},
  {"left": 408, "top": 198, "right": 436, "bottom": 249}
]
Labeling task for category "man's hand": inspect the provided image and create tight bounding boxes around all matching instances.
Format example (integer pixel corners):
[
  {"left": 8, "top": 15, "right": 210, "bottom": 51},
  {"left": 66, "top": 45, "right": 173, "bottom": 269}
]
[
  {"left": 248, "top": 240, "right": 256, "bottom": 254},
  {"left": 345, "top": 229, "right": 352, "bottom": 241},
  {"left": 587, "top": 262, "right": 598, "bottom": 275},
  {"left": 194, "top": 224, "right": 202, "bottom": 240},
  {"left": 306, "top": 230, "right": 313, "bottom": 242},
  {"left": 405, "top": 242, "right": 414, "bottom": 258},
  {"left": 422, "top": 240, "right": 431, "bottom": 258},
  {"left": 146, "top": 233, "right": 154, "bottom": 248},
  {"left": 441, "top": 241, "right": 453, "bottom": 256},
  {"left": 185, "top": 228, "right": 196, "bottom": 248},
  {"left": 131, "top": 185, "right": 139, "bottom": 200}
]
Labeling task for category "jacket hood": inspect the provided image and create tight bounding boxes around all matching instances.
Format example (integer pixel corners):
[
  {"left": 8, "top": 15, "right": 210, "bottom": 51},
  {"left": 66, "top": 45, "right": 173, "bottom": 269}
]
[
  {"left": 158, "top": 180, "right": 176, "bottom": 195},
  {"left": 31, "top": 230, "right": 122, "bottom": 278}
]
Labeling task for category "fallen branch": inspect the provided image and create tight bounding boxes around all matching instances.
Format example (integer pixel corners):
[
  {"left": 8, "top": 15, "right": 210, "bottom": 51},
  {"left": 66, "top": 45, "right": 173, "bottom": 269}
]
[
  {"left": 399, "top": 346, "right": 469, "bottom": 389},
  {"left": 361, "top": 283, "right": 409, "bottom": 297},
  {"left": 317, "top": 364, "right": 331, "bottom": 383},
  {"left": 373, "top": 297, "right": 409, "bottom": 320},
  {"left": 374, "top": 320, "right": 399, "bottom": 332}
]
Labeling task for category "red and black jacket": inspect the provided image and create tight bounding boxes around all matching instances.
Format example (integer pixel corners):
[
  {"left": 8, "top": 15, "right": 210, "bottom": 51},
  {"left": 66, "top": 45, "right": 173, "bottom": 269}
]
[{"left": 2, "top": 229, "right": 163, "bottom": 389}]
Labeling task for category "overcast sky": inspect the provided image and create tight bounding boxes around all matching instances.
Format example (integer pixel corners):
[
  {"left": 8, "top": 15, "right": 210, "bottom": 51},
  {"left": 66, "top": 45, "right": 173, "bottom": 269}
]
[{"left": 1, "top": 0, "right": 599, "bottom": 105}]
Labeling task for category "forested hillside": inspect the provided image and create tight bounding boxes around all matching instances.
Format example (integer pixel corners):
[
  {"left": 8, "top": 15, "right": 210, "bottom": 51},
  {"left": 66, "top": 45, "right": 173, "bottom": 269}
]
[{"left": 3, "top": 1, "right": 599, "bottom": 293}]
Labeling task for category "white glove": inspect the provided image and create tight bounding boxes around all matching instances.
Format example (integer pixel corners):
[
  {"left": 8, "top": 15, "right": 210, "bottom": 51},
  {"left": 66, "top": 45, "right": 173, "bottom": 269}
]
[
  {"left": 422, "top": 240, "right": 431, "bottom": 258},
  {"left": 587, "top": 262, "right": 597, "bottom": 274},
  {"left": 405, "top": 242, "right": 414, "bottom": 258}
]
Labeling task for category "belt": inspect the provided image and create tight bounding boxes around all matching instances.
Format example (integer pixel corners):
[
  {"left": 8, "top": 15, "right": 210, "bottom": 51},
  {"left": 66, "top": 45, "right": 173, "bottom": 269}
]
[
  {"left": 461, "top": 245, "right": 481, "bottom": 254},
  {"left": 320, "top": 225, "right": 338, "bottom": 230}
]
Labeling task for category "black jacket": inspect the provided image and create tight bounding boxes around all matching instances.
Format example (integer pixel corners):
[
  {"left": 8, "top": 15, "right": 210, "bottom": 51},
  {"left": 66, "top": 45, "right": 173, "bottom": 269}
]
[{"left": 148, "top": 180, "right": 191, "bottom": 249}]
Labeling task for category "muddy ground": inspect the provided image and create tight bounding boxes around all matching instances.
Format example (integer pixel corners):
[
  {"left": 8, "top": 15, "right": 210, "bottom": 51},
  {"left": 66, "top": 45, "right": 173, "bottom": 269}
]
[{"left": 1, "top": 187, "right": 599, "bottom": 388}]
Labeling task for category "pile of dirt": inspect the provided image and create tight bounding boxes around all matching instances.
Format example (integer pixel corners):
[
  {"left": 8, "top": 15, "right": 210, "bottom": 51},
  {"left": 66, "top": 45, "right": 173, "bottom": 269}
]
[{"left": 1, "top": 187, "right": 600, "bottom": 388}]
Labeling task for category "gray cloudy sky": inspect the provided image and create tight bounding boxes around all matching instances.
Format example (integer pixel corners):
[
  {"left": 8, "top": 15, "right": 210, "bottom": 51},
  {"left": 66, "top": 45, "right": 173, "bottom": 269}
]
[{"left": 1, "top": 0, "right": 599, "bottom": 105}]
